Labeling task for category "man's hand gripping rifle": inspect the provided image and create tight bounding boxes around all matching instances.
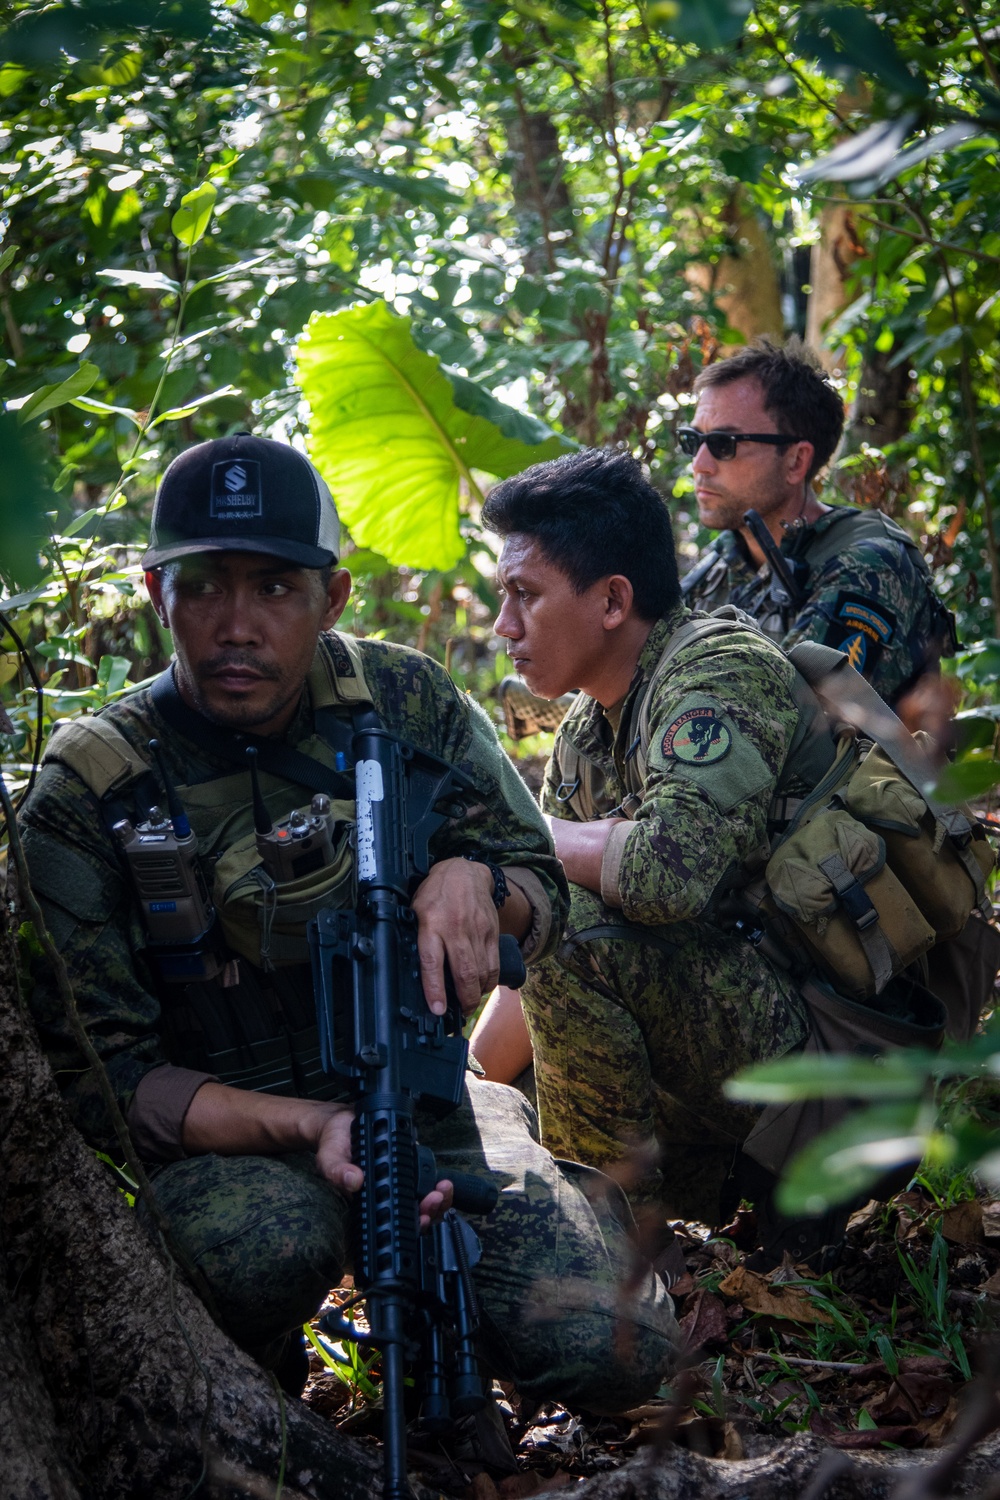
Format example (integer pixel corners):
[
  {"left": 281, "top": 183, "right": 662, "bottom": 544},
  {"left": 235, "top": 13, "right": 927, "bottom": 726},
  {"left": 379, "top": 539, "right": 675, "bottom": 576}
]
[{"left": 308, "top": 711, "right": 525, "bottom": 1500}]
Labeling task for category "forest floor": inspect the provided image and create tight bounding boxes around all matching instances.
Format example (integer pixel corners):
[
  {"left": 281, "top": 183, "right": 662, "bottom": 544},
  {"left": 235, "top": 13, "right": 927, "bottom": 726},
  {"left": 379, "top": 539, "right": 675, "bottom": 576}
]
[{"left": 299, "top": 1183, "right": 1000, "bottom": 1498}]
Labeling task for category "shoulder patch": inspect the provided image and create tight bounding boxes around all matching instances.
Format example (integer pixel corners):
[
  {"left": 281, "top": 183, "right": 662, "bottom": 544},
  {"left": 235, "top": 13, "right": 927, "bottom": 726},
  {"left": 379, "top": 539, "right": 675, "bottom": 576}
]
[
  {"left": 649, "top": 691, "right": 773, "bottom": 813},
  {"left": 662, "top": 707, "right": 732, "bottom": 765},
  {"left": 823, "top": 593, "right": 897, "bottom": 674}
]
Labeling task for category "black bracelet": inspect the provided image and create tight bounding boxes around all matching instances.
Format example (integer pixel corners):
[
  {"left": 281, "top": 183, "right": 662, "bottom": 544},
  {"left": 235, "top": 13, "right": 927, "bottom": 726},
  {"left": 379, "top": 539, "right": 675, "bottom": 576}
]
[{"left": 463, "top": 852, "right": 509, "bottom": 909}]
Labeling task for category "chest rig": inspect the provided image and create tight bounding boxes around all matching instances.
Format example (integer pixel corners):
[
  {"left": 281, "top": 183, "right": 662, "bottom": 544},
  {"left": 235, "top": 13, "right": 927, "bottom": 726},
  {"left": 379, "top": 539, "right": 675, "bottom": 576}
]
[{"left": 44, "top": 634, "right": 375, "bottom": 1101}]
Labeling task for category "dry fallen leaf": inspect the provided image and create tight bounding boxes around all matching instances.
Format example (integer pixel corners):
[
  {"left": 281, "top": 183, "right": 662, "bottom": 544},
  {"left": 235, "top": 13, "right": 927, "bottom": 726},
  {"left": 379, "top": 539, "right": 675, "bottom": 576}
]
[
  {"left": 981, "top": 1201, "right": 1000, "bottom": 1244},
  {"left": 718, "top": 1266, "right": 833, "bottom": 1324},
  {"left": 678, "top": 1288, "right": 729, "bottom": 1351},
  {"left": 829, "top": 1425, "right": 923, "bottom": 1450},
  {"left": 467, "top": 1474, "right": 501, "bottom": 1500},
  {"left": 941, "top": 1200, "right": 983, "bottom": 1245}
]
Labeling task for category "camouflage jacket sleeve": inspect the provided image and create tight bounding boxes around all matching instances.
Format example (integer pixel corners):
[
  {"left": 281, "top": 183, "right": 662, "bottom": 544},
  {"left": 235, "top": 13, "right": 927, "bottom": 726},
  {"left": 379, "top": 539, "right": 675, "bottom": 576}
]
[
  {"left": 600, "top": 634, "right": 802, "bottom": 926},
  {"left": 18, "top": 760, "right": 172, "bottom": 1158},
  {"left": 779, "top": 538, "right": 932, "bottom": 702}
]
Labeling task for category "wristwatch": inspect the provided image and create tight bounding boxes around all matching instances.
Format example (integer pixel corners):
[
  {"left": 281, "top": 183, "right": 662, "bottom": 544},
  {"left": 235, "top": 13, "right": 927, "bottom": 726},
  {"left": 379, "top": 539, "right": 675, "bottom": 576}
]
[{"left": 462, "top": 852, "right": 509, "bottom": 910}]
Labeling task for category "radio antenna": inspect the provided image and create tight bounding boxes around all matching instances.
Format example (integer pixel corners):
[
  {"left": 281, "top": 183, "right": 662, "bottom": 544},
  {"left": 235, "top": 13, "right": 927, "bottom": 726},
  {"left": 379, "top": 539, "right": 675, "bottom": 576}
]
[
  {"left": 246, "top": 747, "right": 273, "bottom": 835},
  {"left": 148, "top": 739, "right": 191, "bottom": 838}
]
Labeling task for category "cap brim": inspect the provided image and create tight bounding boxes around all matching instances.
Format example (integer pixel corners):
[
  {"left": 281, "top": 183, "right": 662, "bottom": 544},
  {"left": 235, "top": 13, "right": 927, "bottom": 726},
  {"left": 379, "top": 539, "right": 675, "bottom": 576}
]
[{"left": 141, "top": 536, "right": 338, "bottom": 569}]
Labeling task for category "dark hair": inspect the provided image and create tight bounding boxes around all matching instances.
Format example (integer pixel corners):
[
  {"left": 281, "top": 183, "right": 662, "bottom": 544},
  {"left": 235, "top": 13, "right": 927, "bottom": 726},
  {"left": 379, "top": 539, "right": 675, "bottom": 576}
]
[
  {"left": 482, "top": 448, "right": 678, "bottom": 621},
  {"left": 693, "top": 336, "right": 845, "bottom": 483}
]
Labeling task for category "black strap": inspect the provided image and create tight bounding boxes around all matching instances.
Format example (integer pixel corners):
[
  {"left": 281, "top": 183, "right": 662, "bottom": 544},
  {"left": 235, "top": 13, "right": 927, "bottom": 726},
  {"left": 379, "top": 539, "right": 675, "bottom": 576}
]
[{"left": 149, "top": 666, "right": 357, "bottom": 801}]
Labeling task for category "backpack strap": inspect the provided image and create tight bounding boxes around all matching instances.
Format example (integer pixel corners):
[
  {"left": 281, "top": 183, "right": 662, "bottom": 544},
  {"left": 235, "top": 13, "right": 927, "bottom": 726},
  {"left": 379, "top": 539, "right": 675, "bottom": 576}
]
[
  {"left": 628, "top": 607, "right": 762, "bottom": 792},
  {"left": 799, "top": 508, "right": 921, "bottom": 579},
  {"left": 788, "top": 639, "right": 991, "bottom": 917},
  {"left": 43, "top": 715, "right": 154, "bottom": 799},
  {"left": 149, "top": 667, "right": 357, "bottom": 800}
]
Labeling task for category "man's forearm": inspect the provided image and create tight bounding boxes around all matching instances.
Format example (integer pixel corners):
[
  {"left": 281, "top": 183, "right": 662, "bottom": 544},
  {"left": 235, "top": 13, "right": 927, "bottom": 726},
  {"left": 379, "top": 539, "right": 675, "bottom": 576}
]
[
  {"left": 181, "top": 1079, "right": 344, "bottom": 1157},
  {"left": 547, "top": 815, "right": 625, "bottom": 892}
]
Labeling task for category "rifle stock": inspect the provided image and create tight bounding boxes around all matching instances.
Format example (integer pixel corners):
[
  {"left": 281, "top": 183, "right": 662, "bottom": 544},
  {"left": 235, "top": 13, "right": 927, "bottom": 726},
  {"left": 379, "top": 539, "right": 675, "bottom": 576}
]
[{"left": 309, "top": 715, "right": 523, "bottom": 1499}]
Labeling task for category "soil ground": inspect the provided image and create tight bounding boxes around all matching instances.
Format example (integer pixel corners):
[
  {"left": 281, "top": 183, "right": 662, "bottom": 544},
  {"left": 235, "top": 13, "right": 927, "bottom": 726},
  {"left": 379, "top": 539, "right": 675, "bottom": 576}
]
[{"left": 301, "top": 1184, "right": 1000, "bottom": 1497}]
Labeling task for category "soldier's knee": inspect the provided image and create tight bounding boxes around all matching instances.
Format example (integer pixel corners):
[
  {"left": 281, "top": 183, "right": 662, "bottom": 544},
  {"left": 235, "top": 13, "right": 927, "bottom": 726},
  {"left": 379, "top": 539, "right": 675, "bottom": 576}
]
[{"left": 142, "top": 1152, "right": 350, "bottom": 1344}]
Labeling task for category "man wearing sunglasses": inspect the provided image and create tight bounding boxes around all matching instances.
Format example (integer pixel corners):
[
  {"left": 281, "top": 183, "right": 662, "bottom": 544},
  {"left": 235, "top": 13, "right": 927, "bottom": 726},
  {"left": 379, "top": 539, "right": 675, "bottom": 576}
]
[{"left": 680, "top": 338, "right": 955, "bottom": 706}]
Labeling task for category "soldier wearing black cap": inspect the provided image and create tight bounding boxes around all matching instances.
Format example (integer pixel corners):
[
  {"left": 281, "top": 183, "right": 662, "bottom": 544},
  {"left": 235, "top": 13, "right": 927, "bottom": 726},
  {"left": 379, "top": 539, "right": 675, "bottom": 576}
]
[{"left": 19, "top": 434, "right": 678, "bottom": 1410}]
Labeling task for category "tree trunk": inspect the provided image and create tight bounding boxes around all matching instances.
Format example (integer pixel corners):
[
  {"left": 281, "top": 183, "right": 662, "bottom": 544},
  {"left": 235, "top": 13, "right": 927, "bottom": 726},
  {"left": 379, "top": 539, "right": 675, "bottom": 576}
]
[
  {"left": 568, "top": 1428, "right": 1000, "bottom": 1500},
  {"left": 805, "top": 200, "right": 864, "bottom": 370},
  {"left": 0, "top": 898, "right": 390, "bottom": 1500},
  {"left": 849, "top": 346, "right": 915, "bottom": 452},
  {"left": 685, "top": 190, "right": 784, "bottom": 344},
  {"left": 504, "top": 107, "right": 574, "bottom": 275}
]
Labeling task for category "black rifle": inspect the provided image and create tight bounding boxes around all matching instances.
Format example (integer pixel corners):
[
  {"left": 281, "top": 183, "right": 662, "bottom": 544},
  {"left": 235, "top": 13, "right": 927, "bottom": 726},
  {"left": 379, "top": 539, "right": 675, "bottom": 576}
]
[
  {"left": 309, "top": 712, "right": 526, "bottom": 1500},
  {"left": 742, "top": 508, "right": 808, "bottom": 620}
]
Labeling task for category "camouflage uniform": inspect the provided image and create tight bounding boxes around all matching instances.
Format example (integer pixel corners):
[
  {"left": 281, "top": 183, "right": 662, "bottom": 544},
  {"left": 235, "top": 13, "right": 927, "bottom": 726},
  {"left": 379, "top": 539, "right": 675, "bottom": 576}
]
[
  {"left": 20, "top": 632, "right": 678, "bottom": 1406},
  {"left": 521, "top": 607, "right": 817, "bottom": 1224},
  {"left": 683, "top": 506, "right": 954, "bottom": 706}
]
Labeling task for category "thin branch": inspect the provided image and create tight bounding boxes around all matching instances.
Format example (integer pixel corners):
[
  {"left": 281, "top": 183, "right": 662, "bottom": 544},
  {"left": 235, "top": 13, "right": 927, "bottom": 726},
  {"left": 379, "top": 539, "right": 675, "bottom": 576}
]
[
  {"left": 745, "top": 1353, "right": 872, "bottom": 1371},
  {"left": 959, "top": 0, "right": 1000, "bottom": 95},
  {"left": 855, "top": 212, "right": 1000, "bottom": 267},
  {"left": 751, "top": 7, "right": 854, "bottom": 130}
]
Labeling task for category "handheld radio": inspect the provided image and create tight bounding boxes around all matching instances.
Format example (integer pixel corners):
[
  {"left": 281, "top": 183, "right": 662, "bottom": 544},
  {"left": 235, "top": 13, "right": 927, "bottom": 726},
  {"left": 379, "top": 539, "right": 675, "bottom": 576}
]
[
  {"left": 113, "top": 739, "right": 220, "bottom": 982},
  {"left": 246, "top": 746, "right": 339, "bottom": 883}
]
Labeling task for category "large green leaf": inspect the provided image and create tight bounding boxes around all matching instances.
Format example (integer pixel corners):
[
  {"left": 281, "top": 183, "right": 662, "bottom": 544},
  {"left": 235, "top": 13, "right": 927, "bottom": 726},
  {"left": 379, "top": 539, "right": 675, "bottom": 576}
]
[
  {"left": 777, "top": 1102, "right": 939, "bottom": 1217},
  {"left": 0, "top": 412, "right": 52, "bottom": 588},
  {"left": 17, "top": 361, "right": 100, "bottom": 424},
  {"left": 654, "top": 0, "right": 752, "bottom": 50},
  {"left": 296, "top": 301, "right": 573, "bottom": 570},
  {"left": 725, "top": 1050, "right": 935, "bottom": 1104}
]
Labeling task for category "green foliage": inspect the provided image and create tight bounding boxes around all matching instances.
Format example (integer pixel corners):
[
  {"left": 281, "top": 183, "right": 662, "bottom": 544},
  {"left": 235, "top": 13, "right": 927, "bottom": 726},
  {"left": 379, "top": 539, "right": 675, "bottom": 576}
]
[
  {"left": 297, "top": 301, "right": 571, "bottom": 570},
  {"left": 304, "top": 1320, "right": 382, "bottom": 1402},
  {"left": 728, "top": 1018, "right": 1000, "bottom": 1216},
  {"left": 3, "top": 0, "right": 1000, "bottom": 794}
]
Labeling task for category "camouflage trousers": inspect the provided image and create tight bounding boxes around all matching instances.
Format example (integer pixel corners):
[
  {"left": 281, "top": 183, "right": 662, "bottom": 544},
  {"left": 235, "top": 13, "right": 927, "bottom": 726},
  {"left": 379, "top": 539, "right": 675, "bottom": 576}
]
[
  {"left": 520, "top": 887, "right": 809, "bottom": 1225},
  {"left": 142, "top": 1076, "right": 678, "bottom": 1410}
]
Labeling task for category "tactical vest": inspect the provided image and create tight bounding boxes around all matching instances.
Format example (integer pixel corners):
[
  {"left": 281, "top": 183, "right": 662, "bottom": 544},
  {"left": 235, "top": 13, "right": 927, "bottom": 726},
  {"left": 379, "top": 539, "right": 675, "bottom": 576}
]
[
  {"left": 43, "top": 633, "right": 376, "bottom": 1101},
  {"left": 683, "top": 507, "right": 957, "bottom": 665},
  {"left": 550, "top": 609, "right": 993, "bottom": 1003}
]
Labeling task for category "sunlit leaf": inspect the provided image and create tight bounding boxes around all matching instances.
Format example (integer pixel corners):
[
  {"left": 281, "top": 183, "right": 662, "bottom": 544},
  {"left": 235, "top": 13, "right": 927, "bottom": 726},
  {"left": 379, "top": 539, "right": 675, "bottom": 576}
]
[
  {"left": 97, "top": 655, "right": 131, "bottom": 695},
  {"left": 17, "top": 362, "right": 100, "bottom": 425},
  {"left": 171, "top": 180, "right": 219, "bottom": 247},
  {"left": 71, "top": 395, "right": 142, "bottom": 424},
  {"left": 96, "top": 268, "right": 181, "bottom": 295},
  {"left": 777, "top": 1103, "right": 936, "bottom": 1216},
  {"left": 797, "top": 115, "right": 918, "bottom": 184},
  {"left": 0, "top": 243, "right": 17, "bottom": 275},
  {"left": 296, "top": 300, "right": 573, "bottom": 571},
  {"left": 725, "top": 1050, "right": 934, "bottom": 1104},
  {"left": 149, "top": 384, "right": 242, "bottom": 425},
  {"left": 189, "top": 253, "right": 273, "bottom": 293},
  {"left": 63, "top": 508, "right": 101, "bottom": 539}
]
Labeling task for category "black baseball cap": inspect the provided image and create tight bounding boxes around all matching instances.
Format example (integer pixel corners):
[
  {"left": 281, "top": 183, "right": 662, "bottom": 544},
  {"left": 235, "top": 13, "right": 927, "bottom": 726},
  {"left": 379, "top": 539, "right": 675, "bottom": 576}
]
[{"left": 141, "top": 433, "right": 340, "bottom": 569}]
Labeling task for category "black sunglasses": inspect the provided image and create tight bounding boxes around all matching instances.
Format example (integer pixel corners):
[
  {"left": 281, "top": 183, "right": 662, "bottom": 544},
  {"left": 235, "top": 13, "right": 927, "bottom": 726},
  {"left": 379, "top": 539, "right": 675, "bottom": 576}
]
[{"left": 676, "top": 426, "right": 802, "bottom": 460}]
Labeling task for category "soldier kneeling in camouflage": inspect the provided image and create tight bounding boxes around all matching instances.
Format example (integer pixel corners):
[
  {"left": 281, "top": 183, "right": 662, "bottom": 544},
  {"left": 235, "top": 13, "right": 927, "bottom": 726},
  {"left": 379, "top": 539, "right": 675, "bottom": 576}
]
[
  {"left": 477, "top": 448, "right": 815, "bottom": 1234},
  {"left": 19, "top": 434, "right": 677, "bottom": 1404},
  {"left": 475, "top": 448, "right": 989, "bottom": 1260}
]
